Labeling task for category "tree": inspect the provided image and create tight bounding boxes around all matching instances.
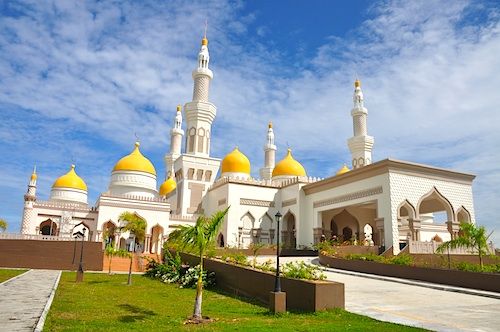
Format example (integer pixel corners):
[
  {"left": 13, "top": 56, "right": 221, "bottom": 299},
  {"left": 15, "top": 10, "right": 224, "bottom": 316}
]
[
  {"left": 119, "top": 212, "right": 147, "bottom": 285},
  {"left": 0, "top": 218, "right": 7, "bottom": 233},
  {"left": 168, "top": 207, "right": 229, "bottom": 321},
  {"left": 104, "top": 243, "right": 130, "bottom": 275},
  {"left": 437, "top": 222, "right": 492, "bottom": 268},
  {"left": 249, "top": 242, "right": 265, "bottom": 268}
]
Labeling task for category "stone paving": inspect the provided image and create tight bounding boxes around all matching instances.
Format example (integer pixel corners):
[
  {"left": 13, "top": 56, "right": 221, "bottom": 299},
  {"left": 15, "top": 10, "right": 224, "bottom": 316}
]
[
  {"left": 258, "top": 256, "right": 500, "bottom": 332},
  {"left": 0, "top": 269, "right": 61, "bottom": 332}
]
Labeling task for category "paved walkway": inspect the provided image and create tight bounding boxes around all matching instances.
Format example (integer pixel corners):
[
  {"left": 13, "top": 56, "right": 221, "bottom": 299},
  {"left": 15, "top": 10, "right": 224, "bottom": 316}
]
[
  {"left": 258, "top": 256, "right": 500, "bottom": 332},
  {"left": 0, "top": 269, "right": 61, "bottom": 332}
]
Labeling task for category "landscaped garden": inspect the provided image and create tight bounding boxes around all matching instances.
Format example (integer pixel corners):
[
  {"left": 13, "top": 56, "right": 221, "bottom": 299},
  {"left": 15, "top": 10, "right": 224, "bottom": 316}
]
[
  {"left": 0, "top": 268, "right": 26, "bottom": 283},
  {"left": 44, "top": 272, "right": 425, "bottom": 331}
]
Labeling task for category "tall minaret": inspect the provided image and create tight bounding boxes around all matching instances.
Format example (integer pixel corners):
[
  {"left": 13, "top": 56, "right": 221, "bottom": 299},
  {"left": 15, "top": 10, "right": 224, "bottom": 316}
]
[
  {"left": 165, "top": 105, "right": 184, "bottom": 177},
  {"left": 347, "top": 79, "right": 374, "bottom": 169},
  {"left": 260, "top": 122, "right": 276, "bottom": 180},
  {"left": 184, "top": 33, "right": 216, "bottom": 156},
  {"left": 21, "top": 166, "right": 37, "bottom": 234}
]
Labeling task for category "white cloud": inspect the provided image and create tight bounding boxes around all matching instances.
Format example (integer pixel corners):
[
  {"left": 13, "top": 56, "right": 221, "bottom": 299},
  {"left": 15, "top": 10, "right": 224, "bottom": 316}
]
[{"left": 1, "top": 0, "right": 499, "bottom": 245}]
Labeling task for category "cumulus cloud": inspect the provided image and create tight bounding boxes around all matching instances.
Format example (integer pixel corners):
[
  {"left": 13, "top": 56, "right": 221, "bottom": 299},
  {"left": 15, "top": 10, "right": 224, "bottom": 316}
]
[{"left": 1, "top": 0, "right": 499, "bottom": 245}]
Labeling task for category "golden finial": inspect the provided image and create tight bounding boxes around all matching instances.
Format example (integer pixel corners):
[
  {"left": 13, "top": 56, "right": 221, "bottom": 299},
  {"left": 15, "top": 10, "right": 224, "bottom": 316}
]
[
  {"left": 31, "top": 165, "right": 37, "bottom": 181},
  {"left": 176, "top": 105, "right": 182, "bottom": 112},
  {"left": 71, "top": 164, "right": 75, "bottom": 170},
  {"left": 201, "top": 20, "right": 208, "bottom": 46},
  {"left": 354, "top": 78, "right": 361, "bottom": 88},
  {"left": 268, "top": 121, "right": 272, "bottom": 129}
]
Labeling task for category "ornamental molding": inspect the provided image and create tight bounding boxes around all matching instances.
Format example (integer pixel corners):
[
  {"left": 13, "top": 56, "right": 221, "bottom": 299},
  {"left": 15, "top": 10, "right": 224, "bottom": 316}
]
[
  {"left": 282, "top": 198, "right": 297, "bottom": 207},
  {"left": 313, "top": 186, "right": 383, "bottom": 209},
  {"left": 240, "top": 198, "right": 275, "bottom": 208}
]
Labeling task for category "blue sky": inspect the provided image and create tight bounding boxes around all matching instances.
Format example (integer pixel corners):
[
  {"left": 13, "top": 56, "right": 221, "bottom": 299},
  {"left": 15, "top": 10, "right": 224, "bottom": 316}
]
[{"left": 1, "top": 0, "right": 500, "bottom": 245}]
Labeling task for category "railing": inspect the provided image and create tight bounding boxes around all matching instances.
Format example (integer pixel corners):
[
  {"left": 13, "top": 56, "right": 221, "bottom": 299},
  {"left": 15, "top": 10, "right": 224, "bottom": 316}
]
[
  {"left": 408, "top": 240, "right": 495, "bottom": 255},
  {"left": 0, "top": 233, "right": 75, "bottom": 241}
]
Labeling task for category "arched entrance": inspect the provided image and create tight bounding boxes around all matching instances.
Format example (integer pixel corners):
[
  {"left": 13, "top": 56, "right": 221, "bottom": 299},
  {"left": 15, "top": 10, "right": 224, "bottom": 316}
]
[
  {"left": 397, "top": 200, "right": 419, "bottom": 242},
  {"left": 102, "top": 221, "right": 117, "bottom": 246},
  {"left": 417, "top": 187, "right": 455, "bottom": 238},
  {"left": 239, "top": 212, "right": 255, "bottom": 248},
  {"left": 39, "top": 219, "right": 57, "bottom": 236},
  {"left": 282, "top": 212, "right": 296, "bottom": 249},
  {"left": 150, "top": 225, "right": 164, "bottom": 254},
  {"left": 72, "top": 222, "right": 89, "bottom": 241},
  {"left": 217, "top": 233, "right": 225, "bottom": 247},
  {"left": 331, "top": 210, "right": 359, "bottom": 243}
]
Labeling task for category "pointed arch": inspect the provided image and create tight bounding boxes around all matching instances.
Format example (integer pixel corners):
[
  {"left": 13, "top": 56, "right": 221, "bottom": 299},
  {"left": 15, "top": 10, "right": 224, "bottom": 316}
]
[
  {"left": 72, "top": 222, "right": 90, "bottom": 240},
  {"left": 39, "top": 219, "right": 57, "bottom": 236},
  {"left": 397, "top": 200, "right": 417, "bottom": 220},
  {"left": 150, "top": 224, "right": 165, "bottom": 254},
  {"left": 416, "top": 187, "right": 454, "bottom": 222},
  {"left": 240, "top": 211, "right": 255, "bottom": 230},
  {"left": 456, "top": 206, "right": 471, "bottom": 223},
  {"left": 260, "top": 212, "right": 273, "bottom": 231}
]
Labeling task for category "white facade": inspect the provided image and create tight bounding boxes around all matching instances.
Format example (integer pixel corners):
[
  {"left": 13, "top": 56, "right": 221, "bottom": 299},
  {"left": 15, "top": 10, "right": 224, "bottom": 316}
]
[{"left": 20, "top": 36, "right": 479, "bottom": 255}]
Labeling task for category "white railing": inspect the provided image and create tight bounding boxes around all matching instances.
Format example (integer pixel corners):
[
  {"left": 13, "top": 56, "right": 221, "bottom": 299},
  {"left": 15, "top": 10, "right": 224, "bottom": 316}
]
[
  {"left": 408, "top": 240, "right": 495, "bottom": 255},
  {"left": 0, "top": 233, "right": 75, "bottom": 241}
]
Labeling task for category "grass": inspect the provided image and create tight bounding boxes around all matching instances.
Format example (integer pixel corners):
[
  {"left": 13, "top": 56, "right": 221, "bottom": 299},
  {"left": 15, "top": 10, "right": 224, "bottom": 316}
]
[
  {"left": 0, "top": 268, "right": 27, "bottom": 283},
  {"left": 44, "top": 272, "right": 426, "bottom": 331}
]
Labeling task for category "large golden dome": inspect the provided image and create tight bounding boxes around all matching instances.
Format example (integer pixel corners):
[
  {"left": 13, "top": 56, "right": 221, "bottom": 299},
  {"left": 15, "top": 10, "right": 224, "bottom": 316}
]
[
  {"left": 52, "top": 165, "right": 87, "bottom": 191},
  {"left": 272, "top": 149, "right": 306, "bottom": 177},
  {"left": 159, "top": 176, "right": 176, "bottom": 196},
  {"left": 113, "top": 142, "right": 156, "bottom": 176},
  {"left": 221, "top": 147, "right": 251, "bottom": 175}
]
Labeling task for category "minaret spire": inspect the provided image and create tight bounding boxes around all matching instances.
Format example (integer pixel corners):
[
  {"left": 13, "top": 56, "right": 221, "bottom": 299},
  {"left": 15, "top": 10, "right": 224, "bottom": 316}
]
[
  {"left": 260, "top": 122, "right": 277, "bottom": 180},
  {"left": 347, "top": 78, "right": 374, "bottom": 169},
  {"left": 165, "top": 105, "right": 184, "bottom": 178},
  {"left": 21, "top": 165, "right": 38, "bottom": 234}
]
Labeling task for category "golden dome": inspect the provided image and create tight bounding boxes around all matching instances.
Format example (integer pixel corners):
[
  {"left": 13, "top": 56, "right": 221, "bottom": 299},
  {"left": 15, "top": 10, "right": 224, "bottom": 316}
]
[
  {"left": 336, "top": 164, "right": 350, "bottom": 176},
  {"left": 272, "top": 149, "right": 307, "bottom": 177},
  {"left": 113, "top": 142, "right": 156, "bottom": 176},
  {"left": 201, "top": 37, "right": 208, "bottom": 46},
  {"left": 221, "top": 147, "right": 251, "bottom": 175},
  {"left": 354, "top": 78, "right": 361, "bottom": 88},
  {"left": 176, "top": 104, "right": 182, "bottom": 112},
  {"left": 159, "top": 176, "right": 176, "bottom": 196},
  {"left": 30, "top": 166, "right": 37, "bottom": 181},
  {"left": 268, "top": 121, "right": 273, "bottom": 129},
  {"left": 52, "top": 165, "right": 87, "bottom": 191}
]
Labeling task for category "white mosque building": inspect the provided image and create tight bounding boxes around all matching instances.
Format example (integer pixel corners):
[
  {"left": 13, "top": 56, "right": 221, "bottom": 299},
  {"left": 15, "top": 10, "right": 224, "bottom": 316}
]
[{"left": 19, "top": 35, "right": 477, "bottom": 255}]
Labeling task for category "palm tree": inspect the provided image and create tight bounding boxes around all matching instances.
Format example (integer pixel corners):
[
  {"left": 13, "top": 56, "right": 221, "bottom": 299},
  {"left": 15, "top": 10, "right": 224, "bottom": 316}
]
[
  {"left": 0, "top": 218, "right": 7, "bottom": 233},
  {"left": 168, "top": 207, "right": 229, "bottom": 321},
  {"left": 437, "top": 222, "right": 492, "bottom": 268},
  {"left": 119, "top": 212, "right": 147, "bottom": 285}
]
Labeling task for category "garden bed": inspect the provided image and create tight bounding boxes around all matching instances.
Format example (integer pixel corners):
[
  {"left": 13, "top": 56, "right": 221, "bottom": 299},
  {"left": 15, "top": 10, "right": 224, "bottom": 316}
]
[
  {"left": 319, "top": 253, "right": 500, "bottom": 293},
  {"left": 178, "top": 252, "right": 345, "bottom": 312}
]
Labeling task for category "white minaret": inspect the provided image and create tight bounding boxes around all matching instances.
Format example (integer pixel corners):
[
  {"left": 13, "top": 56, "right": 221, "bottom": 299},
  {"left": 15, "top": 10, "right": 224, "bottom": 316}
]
[
  {"left": 165, "top": 105, "right": 184, "bottom": 177},
  {"left": 347, "top": 79, "right": 374, "bottom": 169},
  {"left": 260, "top": 122, "right": 276, "bottom": 180},
  {"left": 184, "top": 34, "right": 216, "bottom": 156},
  {"left": 21, "top": 166, "right": 37, "bottom": 234}
]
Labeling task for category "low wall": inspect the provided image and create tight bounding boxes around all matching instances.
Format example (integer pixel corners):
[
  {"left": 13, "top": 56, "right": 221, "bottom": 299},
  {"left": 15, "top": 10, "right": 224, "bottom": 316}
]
[
  {"left": 214, "top": 248, "right": 318, "bottom": 257},
  {"left": 409, "top": 253, "right": 498, "bottom": 268},
  {"left": 0, "top": 239, "right": 103, "bottom": 271},
  {"left": 328, "top": 245, "right": 380, "bottom": 257},
  {"left": 319, "top": 253, "right": 500, "bottom": 293},
  {"left": 179, "top": 252, "right": 344, "bottom": 312}
]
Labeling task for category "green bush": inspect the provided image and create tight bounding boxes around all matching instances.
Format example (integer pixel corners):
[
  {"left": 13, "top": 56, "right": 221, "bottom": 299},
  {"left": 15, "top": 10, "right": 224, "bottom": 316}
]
[
  {"left": 221, "top": 252, "right": 249, "bottom": 266},
  {"left": 281, "top": 261, "right": 326, "bottom": 281},
  {"left": 455, "top": 262, "right": 500, "bottom": 273},
  {"left": 346, "top": 253, "right": 386, "bottom": 263},
  {"left": 256, "top": 259, "right": 276, "bottom": 273},
  {"left": 314, "top": 241, "right": 337, "bottom": 256},
  {"left": 390, "top": 254, "right": 413, "bottom": 266}
]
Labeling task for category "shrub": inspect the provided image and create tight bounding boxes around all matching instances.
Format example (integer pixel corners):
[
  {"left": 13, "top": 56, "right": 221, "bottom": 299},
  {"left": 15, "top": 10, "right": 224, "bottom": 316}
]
[
  {"left": 346, "top": 253, "right": 386, "bottom": 263},
  {"left": 314, "top": 241, "right": 337, "bottom": 256},
  {"left": 390, "top": 254, "right": 413, "bottom": 266},
  {"left": 455, "top": 262, "right": 500, "bottom": 273},
  {"left": 221, "top": 252, "right": 249, "bottom": 266},
  {"left": 281, "top": 261, "right": 326, "bottom": 281},
  {"left": 179, "top": 265, "right": 216, "bottom": 289},
  {"left": 256, "top": 259, "right": 276, "bottom": 273}
]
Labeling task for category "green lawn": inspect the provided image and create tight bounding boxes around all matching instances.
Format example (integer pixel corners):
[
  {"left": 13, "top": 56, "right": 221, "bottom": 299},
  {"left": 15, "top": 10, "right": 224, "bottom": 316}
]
[
  {"left": 0, "top": 268, "right": 27, "bottom": 283},
  {"left": 45, "top": 272, "right": 426, "bottom": 331}
]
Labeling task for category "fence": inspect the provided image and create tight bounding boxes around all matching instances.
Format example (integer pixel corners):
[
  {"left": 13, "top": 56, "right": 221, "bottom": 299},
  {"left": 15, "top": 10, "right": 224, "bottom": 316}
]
[{"left": 408, "top": 240, "right": 495, "bottom": 255}]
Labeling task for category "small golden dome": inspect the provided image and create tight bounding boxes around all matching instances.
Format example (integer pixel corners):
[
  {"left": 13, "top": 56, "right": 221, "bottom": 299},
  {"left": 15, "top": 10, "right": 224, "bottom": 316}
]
[
  {"left": 159, "top": 176, "right": 176, "bottom": 196},
  {"left": 268, "top": 121, "right": 273, "bottom": 129},
  {"left": 221, "top": 147, "right": 251, "bottom": 175},
  {"left": 31, "top": 167, "right": 37, "bottom": 181},
  {"left": 176, "top": 105, "right": 182, "bottom": 112},
  {"left": 272, "top": 149, "right": 307, "bottom": 177},
  {"left": 336, "top": 164, "right": 350, "bottom": 176},
  {"left": 201, "top": 37, "right": 208, "bottom": 46},
  {"left": 354, "top": 79, "right": 361, "bottom": 88},
  {"left": 52, "top": 165, "right": 87, "bottom": 191},
  {"left": 113, "top": 142, "right": 156, "bottom": 176}
]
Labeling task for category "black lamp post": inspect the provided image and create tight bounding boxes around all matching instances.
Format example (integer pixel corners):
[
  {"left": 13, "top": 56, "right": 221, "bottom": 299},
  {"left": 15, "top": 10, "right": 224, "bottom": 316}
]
[
  {"left": 274, "top": 211, "right": 282, "bottom": 292},
  {"left": 76, "top": 228, "right": 86, "bottom": 283}
]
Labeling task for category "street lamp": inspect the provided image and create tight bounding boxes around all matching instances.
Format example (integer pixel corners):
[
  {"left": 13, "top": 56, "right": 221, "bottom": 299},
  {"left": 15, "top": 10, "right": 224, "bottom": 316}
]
[
  {"left": 274, "top": 211, "right": 282, "bottom": 292},
  {"left": 76, "top": 228, "right": 86, "bottom": 283}
]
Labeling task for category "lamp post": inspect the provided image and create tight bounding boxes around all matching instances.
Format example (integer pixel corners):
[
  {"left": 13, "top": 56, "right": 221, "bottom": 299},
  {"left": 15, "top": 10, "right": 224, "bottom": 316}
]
[
  {"left": 76, "top": 228, "right": 86, "bottom": 283},
  {"left": 274, "top": 211, "right": 282, "bottom": 292}
]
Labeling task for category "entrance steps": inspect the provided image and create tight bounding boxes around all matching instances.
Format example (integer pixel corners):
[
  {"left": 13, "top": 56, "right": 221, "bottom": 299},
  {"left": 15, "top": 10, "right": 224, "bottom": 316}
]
[{"left": 102, "top": 253, "right": 161, "bottom": 273}]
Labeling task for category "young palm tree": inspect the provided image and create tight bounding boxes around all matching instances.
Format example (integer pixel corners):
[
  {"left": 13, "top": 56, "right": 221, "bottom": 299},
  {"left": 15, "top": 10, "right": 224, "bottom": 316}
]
[
  {"left": 0, "top": 218, "right": 7, "bottom": 233},
  {"left": 437, "top": 222, "right": 492, "bottom": 268},
  {"left": 119, "top": 212, "right": 147, "bottom": 285},
  {"left": 168, "top": 207, "right": 229, "bottom": 321}
]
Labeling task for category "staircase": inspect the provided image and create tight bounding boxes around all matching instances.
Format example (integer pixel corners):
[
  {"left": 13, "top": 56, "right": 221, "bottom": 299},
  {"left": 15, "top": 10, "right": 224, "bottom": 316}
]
[{"left": 103, "top": 253, "right": 161, "bottom": 273}]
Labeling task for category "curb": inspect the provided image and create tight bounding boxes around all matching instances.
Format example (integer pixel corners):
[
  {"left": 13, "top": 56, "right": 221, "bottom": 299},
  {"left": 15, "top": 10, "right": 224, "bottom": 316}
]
[
  {"left": 34, "top": 270, "right": 62, "bottom": 332},
  {"left": 0, "top": 269, "right": 31, "bottom": 286}
]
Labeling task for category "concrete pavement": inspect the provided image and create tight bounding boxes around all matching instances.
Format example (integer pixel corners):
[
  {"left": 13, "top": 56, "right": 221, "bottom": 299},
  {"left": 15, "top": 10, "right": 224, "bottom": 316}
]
[
  {"left": 258, "top": 256, "right": 500, "bottom": 332},
  {"left": 0, "top": 269, "right": 61, "bottom": 332}
]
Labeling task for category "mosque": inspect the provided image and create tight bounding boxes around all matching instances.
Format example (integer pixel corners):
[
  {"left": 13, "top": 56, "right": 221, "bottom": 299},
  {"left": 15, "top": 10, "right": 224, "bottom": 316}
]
[{"left": 20, "top": 35, "right": 477, "bottom": 255}]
